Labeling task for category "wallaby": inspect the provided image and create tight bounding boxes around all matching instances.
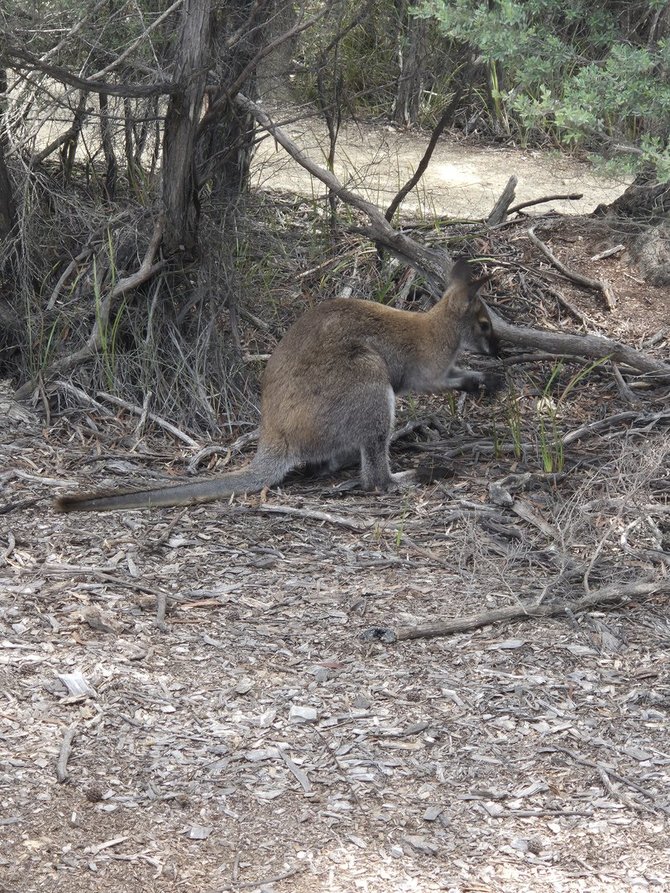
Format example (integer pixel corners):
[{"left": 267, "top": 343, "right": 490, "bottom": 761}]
[{"left": 55, "top": 259, "right": 500, "bottom": 513}]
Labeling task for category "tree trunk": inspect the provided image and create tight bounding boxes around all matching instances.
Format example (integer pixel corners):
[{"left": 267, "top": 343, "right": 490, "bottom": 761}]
[
  {"left": 0, "top": 68, "right": 15, "bottom": 238},
  {"left": 203, "top": 2, "right": 272, "bottom": 202},
  {"left": 392, "top": 0, "right": 428, "bottom": 127},
  {"left": 162, "top": 0, "right": 212, "bottom": 257}
]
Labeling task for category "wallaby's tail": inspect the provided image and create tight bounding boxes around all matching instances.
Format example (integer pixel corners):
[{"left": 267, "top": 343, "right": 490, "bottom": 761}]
[{"left": 54, "top": 456, "right": 290, "bottom": 513}]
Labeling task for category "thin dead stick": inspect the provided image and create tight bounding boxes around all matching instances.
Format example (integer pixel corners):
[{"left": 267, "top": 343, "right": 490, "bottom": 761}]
[
  {"left": 546, "top": 284, "right": 596, "bottom": 329},
  {"left": 46, "top": 246, "right": 94, "bottom": 310},
  {"left": 591, "top": 244, "right": 625, "bottom": 262},
  {"left": 40, "top": 562, "right": 170, "bottom": 601},
  {"left": 47, "top": 215, "right": 132, "bottom": 310},
  {"left": 216, "top": 866, "right": 303, "bottom": 892},
  {"left": 246, "top": 504, "right": 369, "bottom": 533},
  {"left": 53, "top": 381, "right": 114, "bottom": 415},
  {"left": 56, "top": 726, "right": 77, "bottom": 783},
  {"left": 562, "top": 410, "right": 667, "bottom": 446},
  {"left": 544, "top": 746, "right": 670, "bottom": 814},
  {"left": 87, "top": 0, "right": 183, "bottom": 80},
  {"left": 528, "top": 225, "right": 616, "bottom": 311},
  {"left": 385, "top": 78, "right": 468, "bottom": 222},
  {"left": 364, "top": 581, "right": 665, "bottom": 643},
  {"left": 96, "top": 391, "right": 200, "bottom": 449},
  {"left": 38, "top": 0, "right": 109, "bottom": 62},
  {"left": 507, "top": 193, "right": 583, "bottom": 215}
]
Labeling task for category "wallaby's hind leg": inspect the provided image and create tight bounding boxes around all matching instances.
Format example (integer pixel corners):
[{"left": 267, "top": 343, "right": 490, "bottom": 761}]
[
  {"left": 360, "top": 435, "right": 393, "bottom": 491},
  {"left": 357, "top": 384, "right": 395, "bottom": 491}
]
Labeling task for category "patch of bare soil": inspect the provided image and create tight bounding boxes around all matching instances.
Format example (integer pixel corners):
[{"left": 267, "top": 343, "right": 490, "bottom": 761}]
[{"left": 2, "top": 219, "right": 670, "bottom": 893}]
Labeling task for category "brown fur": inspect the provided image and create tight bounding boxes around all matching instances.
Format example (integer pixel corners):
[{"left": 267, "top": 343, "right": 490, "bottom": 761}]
[{"left": 54, "top": 259, "right": 500, "bottom": 513}]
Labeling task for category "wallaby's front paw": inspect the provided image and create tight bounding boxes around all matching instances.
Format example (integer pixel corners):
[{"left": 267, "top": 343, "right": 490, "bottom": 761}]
[{"left": 482, "top": 371, "right": 505, "bottom": 397}]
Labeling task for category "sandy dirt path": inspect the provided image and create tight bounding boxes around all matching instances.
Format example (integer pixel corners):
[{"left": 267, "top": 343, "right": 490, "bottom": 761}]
[{"left": 253, "top": 111, "right": 629, "bottom": 218}]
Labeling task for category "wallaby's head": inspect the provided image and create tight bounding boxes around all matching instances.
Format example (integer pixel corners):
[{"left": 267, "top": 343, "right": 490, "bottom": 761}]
[{"left": 443, "top": 258, "right": 499, "bottom": 357}]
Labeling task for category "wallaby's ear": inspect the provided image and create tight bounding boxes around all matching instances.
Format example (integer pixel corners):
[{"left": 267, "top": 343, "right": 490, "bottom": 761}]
[{"left": 449, "top": 258, "right": 472, "bottom": 284}]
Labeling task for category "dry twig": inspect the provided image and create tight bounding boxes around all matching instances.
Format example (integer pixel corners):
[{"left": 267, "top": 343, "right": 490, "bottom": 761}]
[
  {"left": 15, "top": 216, "right": 167, "bottom": 400},
  {"left": 56, "top": 726, "right": 77, "bottom": 783},
  {"left": 364, "top": 581, "right": 666, "bottom": 643},
  {"left": 528, "top": 224, "right": 617, "bottom": 310}
]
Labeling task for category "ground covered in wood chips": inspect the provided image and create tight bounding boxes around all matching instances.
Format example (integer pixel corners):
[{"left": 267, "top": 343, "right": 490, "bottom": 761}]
[{"left": 2, "top": 218, "right": 670, "bottom": 893}]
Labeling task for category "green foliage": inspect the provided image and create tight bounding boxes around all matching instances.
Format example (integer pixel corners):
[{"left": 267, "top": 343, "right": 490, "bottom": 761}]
[
  {"left": 535, "top": 358, "right": 610, "bottom": 473},
  {"left": 416, "top": 0, "right": 670, "bottom": 180}
]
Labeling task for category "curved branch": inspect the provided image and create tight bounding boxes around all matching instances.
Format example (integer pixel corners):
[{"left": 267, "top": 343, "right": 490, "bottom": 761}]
[
  {"left": 235, "top": 93, "right": 452, "bottom": 293},
  {"left": 5, "top": 43, "right": 176, "bottom": 97},
  {"left": 385, "top": 76, "right": 468, "bottom": 222}
]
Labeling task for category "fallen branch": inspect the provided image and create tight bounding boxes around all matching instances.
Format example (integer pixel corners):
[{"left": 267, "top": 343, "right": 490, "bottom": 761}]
[
  {"left": 235, "top": 93, "right": 452, "bottom": 295},
  {"left": 528, "top": 225, "right": 616, "bottom": 311},
  {"left": 506, "top": 192, "right": 583, "bottom": 215},
  {"left": 96, "top": 391, "right": 200, "bottom": 449},
  {"left": 361, "top": 581, "right": 665, "bottom": 643},
  {"left": 56, "top": 726, "right": 77, "bottom": 783},
  {"left": 490, "top": 311, "right": 670, "bottom": 379},
  {"left": 543, "top": 746, "right": 670, "bottom": 815},
  {"left": 562, "top": 410, "right": 669, "bottom": 446},
  {"left": 242, "top": 503, "right": 369, "bottom": 533}
]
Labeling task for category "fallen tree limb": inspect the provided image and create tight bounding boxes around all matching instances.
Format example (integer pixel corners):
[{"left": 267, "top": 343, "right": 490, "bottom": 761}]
[
  {"left": 361, "top": 581, "right": 666, "bottom": 643},
  {"left": 96, "top": 390, "right": 201, "bottom": 449},
  {"left": 490, "top": 311, "right": 670, "bottom": 379},
  {"left": 236, "top": 93, "right": 452, "bottom": 295},
  {"left": 562, "top": 410, "right": 670, "bottom": 446}
]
